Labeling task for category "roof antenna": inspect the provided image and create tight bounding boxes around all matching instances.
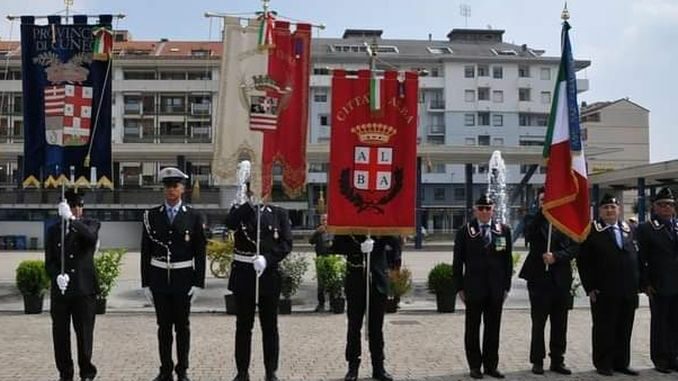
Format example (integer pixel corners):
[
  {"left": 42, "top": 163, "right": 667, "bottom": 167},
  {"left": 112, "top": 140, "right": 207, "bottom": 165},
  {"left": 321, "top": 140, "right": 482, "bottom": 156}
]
[{"left": 460, "top": 3, "right": 471, "bottom": 28}]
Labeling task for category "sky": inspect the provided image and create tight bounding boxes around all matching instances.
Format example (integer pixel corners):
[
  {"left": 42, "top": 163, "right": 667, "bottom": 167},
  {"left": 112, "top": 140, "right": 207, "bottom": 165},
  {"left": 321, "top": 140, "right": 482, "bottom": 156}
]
[{"left": 1, "top": 0, "right": 676, "bottom": 162}]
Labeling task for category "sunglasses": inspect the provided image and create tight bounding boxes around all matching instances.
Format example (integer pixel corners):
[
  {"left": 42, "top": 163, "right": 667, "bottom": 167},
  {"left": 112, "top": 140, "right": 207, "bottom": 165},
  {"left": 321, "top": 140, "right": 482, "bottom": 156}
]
[
  {"left": 476, "top": 206, "right": 492, "bottom": 211},
  {"left": 656, "top": 202, "right": 675, "bottom": 207}
]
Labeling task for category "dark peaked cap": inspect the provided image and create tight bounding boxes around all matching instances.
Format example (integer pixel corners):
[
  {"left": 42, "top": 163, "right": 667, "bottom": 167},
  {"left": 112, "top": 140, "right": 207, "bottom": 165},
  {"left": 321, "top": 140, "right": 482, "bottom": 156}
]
[
  {"left": 64, "top": 189, "right": 84, "bottom": 206},
  {"left": 475, "top": 194, "right": 495, "bottom": 206},
  {"left": 599, "top": 193, "right": 619, "bottom": 206},
  {"left": 654, "top": 187, "right": 676, "bottom": 203}
]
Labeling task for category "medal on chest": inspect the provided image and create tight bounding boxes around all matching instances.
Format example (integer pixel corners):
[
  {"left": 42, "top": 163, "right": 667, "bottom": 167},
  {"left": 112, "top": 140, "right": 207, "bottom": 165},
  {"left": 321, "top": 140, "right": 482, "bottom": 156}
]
[{"left": 185, "top": 230, "right": 190, "bottom": 242}]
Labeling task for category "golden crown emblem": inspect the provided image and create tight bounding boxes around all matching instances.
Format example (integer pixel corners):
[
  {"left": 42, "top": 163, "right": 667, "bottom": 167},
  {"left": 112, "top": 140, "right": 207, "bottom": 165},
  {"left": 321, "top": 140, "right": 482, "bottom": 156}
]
[{"left": 351, "top": 123, "right": 397, "bottom": 144}]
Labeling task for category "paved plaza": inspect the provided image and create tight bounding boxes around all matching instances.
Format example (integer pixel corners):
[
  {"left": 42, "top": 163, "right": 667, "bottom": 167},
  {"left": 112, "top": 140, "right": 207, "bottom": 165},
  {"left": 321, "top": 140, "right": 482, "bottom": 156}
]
[{"left": 0, "top": 248, "right": 666, "bottom": 380}]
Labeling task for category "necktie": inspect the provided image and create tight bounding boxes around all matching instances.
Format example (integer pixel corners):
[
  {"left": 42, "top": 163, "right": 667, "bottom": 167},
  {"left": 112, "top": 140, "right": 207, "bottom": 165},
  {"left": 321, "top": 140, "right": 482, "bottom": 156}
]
[
  {"left": 168, "top": 208, "right": 176, "bottom": 223},
  {"left": 612, "top": 225, "right": 622, "bottom": 249},
  {"left": 481, "top": 224, "right": 491, "bottom": 246}
]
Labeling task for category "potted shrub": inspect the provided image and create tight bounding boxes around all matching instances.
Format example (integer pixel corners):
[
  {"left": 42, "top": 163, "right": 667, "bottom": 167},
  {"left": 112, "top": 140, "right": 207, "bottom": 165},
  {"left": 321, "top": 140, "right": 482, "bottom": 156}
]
[
  {"left": 386, "top": 267, "right": 412, "bottom": 313},
  {"left": 16, "top": 259, "right": 50, "bottom": 314},
  {"left": 315, "top": 254, "right": 346, "bottom": 314},
  {"left": 427, "top": 263, "right": 455, "bottom": 313},
  {"left": 207, "top": 237, "right": 236, "bottom": 314},
  {"left": 94, "top": 248, "right": 126, "bottom": 314},
  {"left": 278, "top": 253, "right": 309, "bottom": 314}
]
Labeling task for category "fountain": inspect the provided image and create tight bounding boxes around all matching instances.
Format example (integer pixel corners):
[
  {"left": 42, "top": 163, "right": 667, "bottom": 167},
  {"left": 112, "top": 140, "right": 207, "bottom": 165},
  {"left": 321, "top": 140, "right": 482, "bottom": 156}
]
[{"left": 487, "top": 150, "right": 508, "bottom": 225}]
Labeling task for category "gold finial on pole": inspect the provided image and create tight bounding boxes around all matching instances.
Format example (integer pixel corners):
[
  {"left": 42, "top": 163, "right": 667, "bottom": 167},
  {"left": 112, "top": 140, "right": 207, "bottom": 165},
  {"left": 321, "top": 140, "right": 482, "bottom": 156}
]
[
  {"left": 561, "top": 2, "right": 570, "bottom": 21},
  {"left": 65, "top": 0, "right": 74, "bottom": 20},
  {"left": 262, "top": 0, "right": 270, "bottom": 14}
]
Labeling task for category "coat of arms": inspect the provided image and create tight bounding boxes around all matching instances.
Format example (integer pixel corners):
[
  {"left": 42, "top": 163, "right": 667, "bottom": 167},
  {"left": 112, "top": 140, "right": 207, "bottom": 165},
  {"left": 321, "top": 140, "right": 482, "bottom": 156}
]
[{"left": 240, "top": 74, "right": 291, "bottom": 131}]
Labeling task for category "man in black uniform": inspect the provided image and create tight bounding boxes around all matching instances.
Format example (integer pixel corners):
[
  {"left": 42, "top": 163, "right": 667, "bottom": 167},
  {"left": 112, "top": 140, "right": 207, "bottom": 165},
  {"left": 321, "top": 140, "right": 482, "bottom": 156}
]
[
  {"left": 309, "top": 213, "right": 333, "bottom": 311},
  {"left": 637, "top": 187, "right": 678, "bottom": 373},
  {"left": 331, "top": 235, "right": 394, "bottom": 381},
  {"left": 46, "top": 190, "right": 100, "bottom": 381},
  {"left": 225, "top": 199, "right": 293, "bottom": 381},
  {"left": 453, "top": 195, "right": 512, "bottom": 379},
  {"left": 519, "top": 187, "right": 575, "bottom": 375},
  {"left": 578, "top": 194, "right": 639, "bottom": 376},
  {"left": 141, "top": 167, "right": 206, "bottom": 381}
]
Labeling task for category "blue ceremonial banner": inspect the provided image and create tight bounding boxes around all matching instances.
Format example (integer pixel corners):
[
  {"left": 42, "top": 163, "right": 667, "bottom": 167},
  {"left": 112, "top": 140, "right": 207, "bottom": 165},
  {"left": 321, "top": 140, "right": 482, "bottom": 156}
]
[{"left": 20, "top": 15, "right": 113, "bottom": 189}]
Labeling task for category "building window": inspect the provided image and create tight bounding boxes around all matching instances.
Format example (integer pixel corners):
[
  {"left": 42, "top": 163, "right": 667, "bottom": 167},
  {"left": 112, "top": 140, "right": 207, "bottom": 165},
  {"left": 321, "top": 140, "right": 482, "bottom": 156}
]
[
  {"left": 427, "top": 136, "right": 445, "bottom": 145},
  {"left": 535, "top": 114, "right": 548, "bottom": 126},
  {"left": 464, "top": 65, "right": 475, "bottom": 78},
  {"left": 478, "top": 87, "right": 490, "bottom": 101},
  {"left": 314, "top": 88, "right": 328, "bottom": 103},
  {"left": 160, "top": 95, "right": 185, "bottom": 113},
  {"left": 492, "top": 114, "right": 503, "bottom": 126},
  {"left": 493, "top": 137, "right": 504, "bottom": 146},
  {"left": 123, "top": 70, "right": 155, "bottom": 80},
  {"left": 519, "top": 136, "right": 545, "bottom": 146},
  {"left": 492, "top": 90, "right": 503, "bottom": 103},
  {"left": 478, "top": 135, "right": 490, "bottom": 146},
  {"left": 434, "top": 187, "right": 446, "bottom": 201},
  {"left": 540, "top": 67, "right": 551, "bottom": 80},
  {"left": 464, "top": 90, "right": 475, "bottom": 102},
  {"left": 478, "top": 164, "right": 489, "bottom": 174},
  {"left": 464, "top": 114, "right": 475, "bottom": 126},
  {"left": 493, "top": 66, "right": 503, "bottom": 79},
  {"left": 465, "top": 137, "right": 475, "bottom": 145},
  {"left": 319, "top": 114, "right": 329, "bottom": 126},
  {"left": 159, "top": 71, "right": 187, "bottom": 80},
  {"left": 518, "top": 65, "right": 530, "bottom": 78},
  {"left": 313, "top": 67, "right": 330, "bottom": 75},
  {"left": 187, "top": 71, "right": 212, "bottom": 80},
  {"left": 477, "top": 112, "right": 490, "bottom": 126},
  {"left": 454, "top": 187, "right": 465, "bottom": 200},
  {"left": 430, "top": 67, "right": 441, "bottom": 77},
  {"left": 541, "top": 91, "right": 551, "bottom": 104},
  {"left": 477, "top": 65, "right": 489, "bottom": 77},
  {"left": 519, "top": 88, "right": 531, "bottom": 102}
]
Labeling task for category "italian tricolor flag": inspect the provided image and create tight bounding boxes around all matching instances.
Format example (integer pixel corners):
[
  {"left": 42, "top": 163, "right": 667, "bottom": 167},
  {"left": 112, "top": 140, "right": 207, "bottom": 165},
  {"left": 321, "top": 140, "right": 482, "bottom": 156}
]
[{"left": 542, "top": 21, "right": 591, "bottom": 242}]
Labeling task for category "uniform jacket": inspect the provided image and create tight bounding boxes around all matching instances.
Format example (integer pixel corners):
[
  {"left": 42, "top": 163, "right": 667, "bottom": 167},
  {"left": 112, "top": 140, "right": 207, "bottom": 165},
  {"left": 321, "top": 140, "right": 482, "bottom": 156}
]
[
  {"left": 224, "top": 202, "right": 293, "bottom": 296},
  {"left": 45, "top": 217, "right": 100, "bottom": 297},
  {"left": 309, "top": 228, "right": 333, "bottom": 256},
  {"left": 637, "top": 215, "right": 678, "bottom": 295},
  {"left": 330, "top": 235, "right": 390, "bottom": 296},
  {"left": 519, "top": 211, "right": 577, "bottom": 293},
  {"left": 453, "top": 219, "right": 513, "bottom": 301},
  {"left": 578, "top": 219, "right": 640, "bottom": 299},
  {"left": 141, "top": 203, "right": 207, "bottom": 294}
]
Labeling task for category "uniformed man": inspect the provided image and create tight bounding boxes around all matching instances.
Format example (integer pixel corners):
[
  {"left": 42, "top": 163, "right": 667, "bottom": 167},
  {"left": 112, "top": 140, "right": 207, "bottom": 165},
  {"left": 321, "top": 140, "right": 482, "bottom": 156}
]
[
  {"left": 519, "top": 187, "right": 576, "bottom": 375},
  {"left": 331, "top": 235, "right": 394, "bottom": 381},
  {"left": 453, "top": 194, "right": 513, "bottom": 379},
  {"left": 45, "top": 190, "right": 100, "bottom": 381},
  {"left": 309, "top": 213, "right": 333, "bottom": 311},
  {"left": 225, "top": 198, "right": 293, "bottom": 381},
  {"left": 141, "top": 167, "right": 206, "bottom": 381},
  {"left": 578, "top": 194, "right": 640, "bottom": 376},
  {"left": 637, "top": 187, "right": 678, "bottom": 374}
]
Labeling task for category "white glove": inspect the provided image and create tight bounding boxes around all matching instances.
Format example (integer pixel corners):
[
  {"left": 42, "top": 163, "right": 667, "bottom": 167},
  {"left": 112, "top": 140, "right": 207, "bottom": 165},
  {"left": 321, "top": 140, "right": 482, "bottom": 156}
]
[
  {"left": 143, "top": 287, "right": 154, "bottom": 305},
  {"left": 253, "top": 255, "right": 267, "bottom": 277},
  {"left": 58, "top": 201, "right": 73, "bottom": 221},
  {"left": 56, "top": 274, "right": 69, "bottom": 293},
  {"left": 187, "top": 286, "right": 200, "bottom": 301},
  {"left": 360, "top": 237, "right": 374, "bottom": 254}
]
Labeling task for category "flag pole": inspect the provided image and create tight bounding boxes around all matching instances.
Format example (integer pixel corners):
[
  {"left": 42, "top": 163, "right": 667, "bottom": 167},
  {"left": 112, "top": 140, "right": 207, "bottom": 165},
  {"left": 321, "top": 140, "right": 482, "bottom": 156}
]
[
  {"left": 60, "top": 178, "right": 66, "bottom": 294},
  {"left": 546, "top": 223, "right": 552, "bottom": 272}
]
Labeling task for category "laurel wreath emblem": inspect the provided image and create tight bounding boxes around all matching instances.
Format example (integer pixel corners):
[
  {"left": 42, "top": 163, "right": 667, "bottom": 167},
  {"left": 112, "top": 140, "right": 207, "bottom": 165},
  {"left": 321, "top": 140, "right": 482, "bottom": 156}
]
[{"left": 339, "top": 168, "right": 403, "bottom": 213}]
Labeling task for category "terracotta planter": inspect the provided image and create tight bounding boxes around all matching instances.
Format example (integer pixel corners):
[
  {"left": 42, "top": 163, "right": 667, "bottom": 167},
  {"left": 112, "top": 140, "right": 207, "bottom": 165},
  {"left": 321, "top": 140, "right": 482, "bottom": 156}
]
[
  {"left": 22, "top": 294, "right": 44, "bottom": 314},
  {"left": 278, "top": 298, "right": 292, "bottom": 315}
]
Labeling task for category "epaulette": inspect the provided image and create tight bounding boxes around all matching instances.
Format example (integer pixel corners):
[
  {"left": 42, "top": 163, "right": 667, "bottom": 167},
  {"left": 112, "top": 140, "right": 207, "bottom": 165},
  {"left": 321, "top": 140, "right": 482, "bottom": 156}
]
[
  {"left": 491, "top": 222, "right": 502, "bottom": 234},
  {"left": 593, "top": 220, "right": 608, "bottom": 232},
  {"left": 651, "top": 218, "right": 664, "bottom": 230},
  {"left": 467, "top": 223, "right": 480, "bottom": 238},
  {"left": 620, "top": 221, "right": 631, "bottom": 233}
]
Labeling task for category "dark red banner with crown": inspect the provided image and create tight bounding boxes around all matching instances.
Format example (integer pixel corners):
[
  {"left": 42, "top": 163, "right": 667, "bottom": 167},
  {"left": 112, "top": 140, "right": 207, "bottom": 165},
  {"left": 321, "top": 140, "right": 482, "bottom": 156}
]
[{"left": 327, "top": 69, "right": 418, "bottom": 235}]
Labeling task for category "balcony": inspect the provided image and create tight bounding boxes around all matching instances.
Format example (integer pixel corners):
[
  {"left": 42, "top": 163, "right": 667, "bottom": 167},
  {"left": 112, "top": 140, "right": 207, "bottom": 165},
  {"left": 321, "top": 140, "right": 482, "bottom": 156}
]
[
  {"left": 190, "top": 103, "right": 211, "bottom": 116},
  {"left": 427, "top": 125, "right": 445, "bottom": 135},
  {"left": 428, "top": 100, "right": 445, "bottom": 111}
]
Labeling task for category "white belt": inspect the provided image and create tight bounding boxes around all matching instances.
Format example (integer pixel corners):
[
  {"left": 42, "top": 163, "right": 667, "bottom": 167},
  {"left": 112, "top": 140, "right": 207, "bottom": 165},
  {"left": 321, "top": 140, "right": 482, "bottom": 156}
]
[
  {"left": 234, "top": 254, "right": 257, "bottom": 263},
  {"left": 151, "top": 258, "right": 194, "bottom": 270}
]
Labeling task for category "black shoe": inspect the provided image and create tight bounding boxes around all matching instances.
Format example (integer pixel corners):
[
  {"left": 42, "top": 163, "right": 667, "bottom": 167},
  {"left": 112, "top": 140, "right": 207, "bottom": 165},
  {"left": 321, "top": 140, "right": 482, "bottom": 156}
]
[
  {"left": 176, "top": 374, "right": 191, "bottom": 381},
  {"left": 614, "top": 367, "right": 639, "bottom": 376},
  {"left": 152, "top": 374, "right": 173, "bottom": 381},
  {"left": 654, "top": 366, "right": 671, "bottom": 374},
  {"left": 550, "top": 364, "right": 572, "bottom": 375},
  {"left": 314, "top": 304, "right": 325, "bottom": 312},
  {"left": 670, "top": 363, "right": 678, "bottom": 371},
  {"left": 372, "top": 369, "right": 394, "bottom": 381},
  {"left": 232, "top": 373, "right": 250, "bottom": 381},
  {"left": 470, "top": 369, "right": 484, "bottom": 379},
  {"left": 81, "top": 378, "right": 94, "bottom": 381},
  {"left": 532, "top": 364, "right": 544, "bottom": 375},
  {"left": 484, "top": 369, "right": 505, "bottom": 379},
  {"left": 596, "top": 368, "right": 613, "bottom": 376},
  {"left": 59, "top": 378, "right": 74, "bottom": 381},
  {"left": 344, "top": 367, "right": 359, "bottom": 381},
  {"left": 265, "top": 372, "right": 279, "bottom": 381}
]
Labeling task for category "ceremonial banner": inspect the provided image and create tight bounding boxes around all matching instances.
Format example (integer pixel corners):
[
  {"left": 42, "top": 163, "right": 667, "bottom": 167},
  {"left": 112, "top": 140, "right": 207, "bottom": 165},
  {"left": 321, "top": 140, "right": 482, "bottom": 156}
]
[
  {"left": 327, "top": 70, "right": 418, "bottom": 235},
  {"left": 20, "top": 15, "right": 113, "bottom": 188},
  {"left": 543, "top": 21, "right": 590, "bottom": 242},
  {"left": 211, "top": 15, "right": 311, "bottom": 199}
]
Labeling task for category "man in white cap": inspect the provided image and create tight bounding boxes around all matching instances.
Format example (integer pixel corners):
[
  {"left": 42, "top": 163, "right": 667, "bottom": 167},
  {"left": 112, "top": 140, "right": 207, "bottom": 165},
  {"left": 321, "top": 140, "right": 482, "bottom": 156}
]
[{"left": 141, "top": 167, "right": 207, "bottom": 381}]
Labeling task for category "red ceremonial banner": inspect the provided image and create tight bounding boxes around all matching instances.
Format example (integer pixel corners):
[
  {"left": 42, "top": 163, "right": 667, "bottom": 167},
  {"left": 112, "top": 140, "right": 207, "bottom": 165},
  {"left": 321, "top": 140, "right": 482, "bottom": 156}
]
[
  {"left": 327, "top": 69, "right": 418, "bottom": 235},
  {"left": 261, "top": 21, "right": 311, "bottom": 199}
]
